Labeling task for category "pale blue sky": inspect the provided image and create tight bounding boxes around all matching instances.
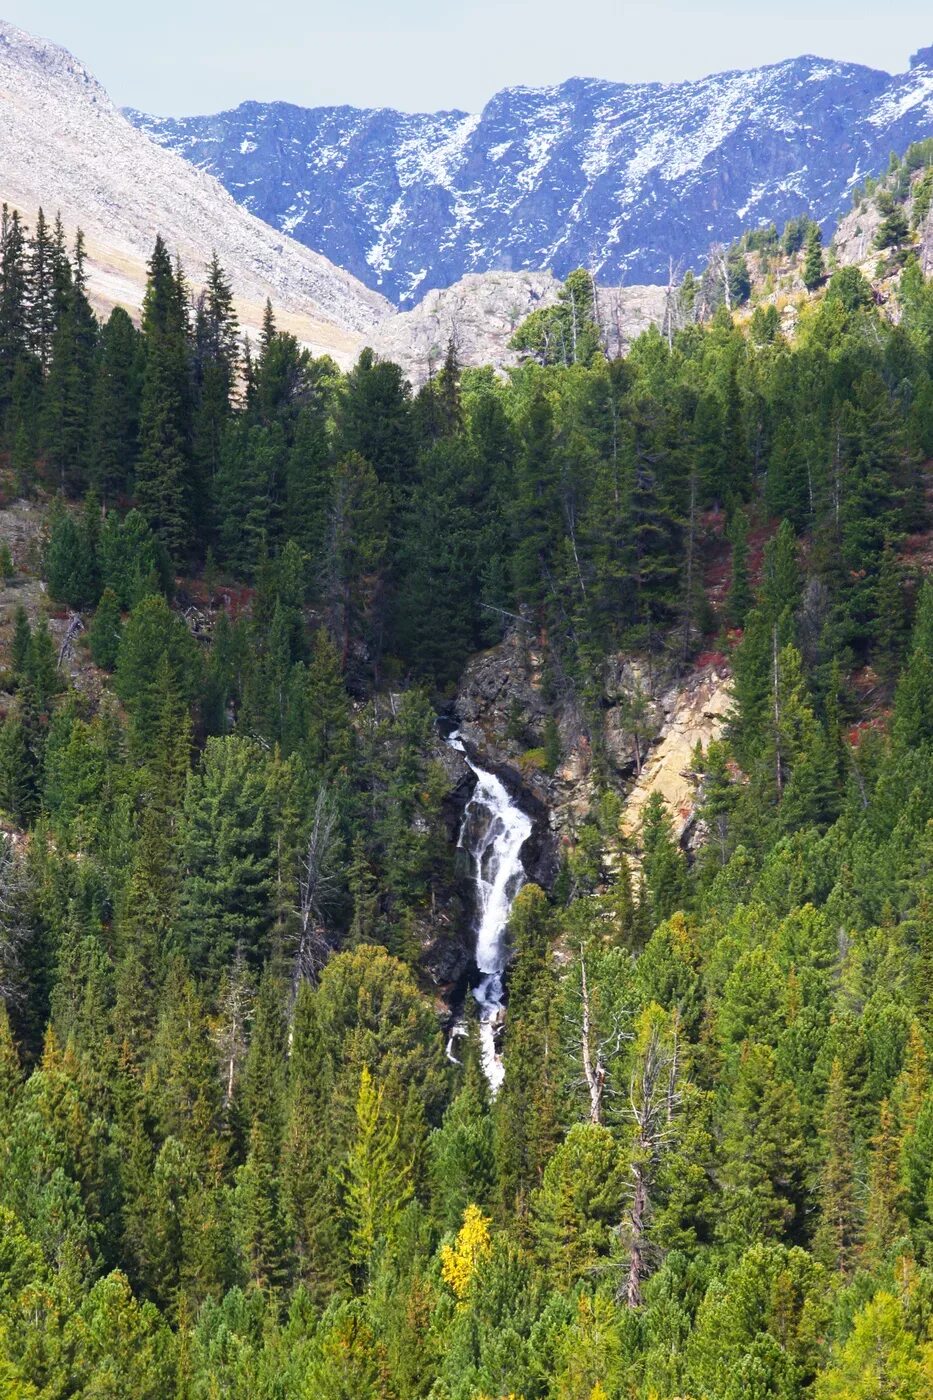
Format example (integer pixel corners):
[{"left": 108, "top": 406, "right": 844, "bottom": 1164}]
[{"left": 4, "top": 0, "right": 931, "bottom": 115}]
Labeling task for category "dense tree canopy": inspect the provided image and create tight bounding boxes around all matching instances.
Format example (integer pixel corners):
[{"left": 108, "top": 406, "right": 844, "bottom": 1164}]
[{"left": 0, "top": 197, "right": 932, "bottom": 1395}]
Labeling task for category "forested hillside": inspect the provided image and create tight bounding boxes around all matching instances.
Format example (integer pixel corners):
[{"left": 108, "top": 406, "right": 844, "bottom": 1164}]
[{"left": 1, "top": 194, "right": 933, "bottom": 1397}]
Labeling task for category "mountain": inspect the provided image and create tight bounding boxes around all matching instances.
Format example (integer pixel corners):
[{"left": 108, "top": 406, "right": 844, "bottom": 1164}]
[
  {"left": 130, "top": 48, "right": 933, "bottom": 305},
  {"left": 0, "top": 21, "right": 391, "bottom": 360}
]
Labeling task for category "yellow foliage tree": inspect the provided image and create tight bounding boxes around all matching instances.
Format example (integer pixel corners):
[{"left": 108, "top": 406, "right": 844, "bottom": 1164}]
[{"left": 440, "top": 1203, "right": 492, "bottom": 1301}]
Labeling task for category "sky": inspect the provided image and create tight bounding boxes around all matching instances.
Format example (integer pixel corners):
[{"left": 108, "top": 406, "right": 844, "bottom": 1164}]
[{"left": 3, "top": 0, "right": 931, "bottom": 116}]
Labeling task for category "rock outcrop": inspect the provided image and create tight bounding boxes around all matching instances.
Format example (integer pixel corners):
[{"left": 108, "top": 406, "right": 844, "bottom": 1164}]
[
  {"left": 368, "top": 272, "right": 668, "bottom": 385},
  {"left": 619, "top": 665, "right": 732, "bottom": 848}
]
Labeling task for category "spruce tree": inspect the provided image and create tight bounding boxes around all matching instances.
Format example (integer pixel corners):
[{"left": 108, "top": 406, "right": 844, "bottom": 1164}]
[
  {"left": 814, "top": 1057, "right": 861, "bottom": 1275},
  {"left": 178, "top": 736, "right": 276, "bottom": 976},
  {"left": 726, "top": 509, "right": 752, "bottom": 627},
  {"left": 88, "top": 588, "right": 123, "bottom": 671},
  {"left": 0, "top": 206, "right": 31, "bottom": 426},
  {"left": 135, "top": 238, "right": 192, "bottom": 562},
  {"left": 89, "top": 308, "right": 142, "bottom": 503}
]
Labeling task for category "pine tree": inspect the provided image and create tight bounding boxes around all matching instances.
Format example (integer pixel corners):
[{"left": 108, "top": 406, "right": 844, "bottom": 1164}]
[
  {"left": 114, "top": 594, "right": 200, "bottom": 763},
  {"left": 87, "top": 587, "right": 123, "bottom": 671},
  {"left": 862, "top": 1099, "right": 904, "bottom": 1269},
  {"left": 761, "top": 519, "right": 801, "bottom": 624},
  {"left": 191, "top": 253, "right": 238, "bottom": 534},
  {"left": 41, "top": 245, "right": 97, "bottom": 493},
  {"left": 178, "top": 736, "right": 276, "bottom": 976},
  {"left": 321, "top": 452, "right": 388, "bottom": 673},
  {"left": 89, "top": 308, "right": 142, "bottom": 503},
  {"left": 511, "top": 386, "right": 561, "bottom": 611},
  {"left": 719, "top": 1041, "right": 804, "bottom": 1247},
  {"left": 726, "top": 509, "right": 753, "bottom": 627},
  {"left": 530, "top": 1122, "right": 621, "bottom": 1282},
  {"left": 429, "top": 1047, "right": 494, "bottom": 1232},
  {"left": 640, "top": 792, "right": 689, "bottom": 926},
  {"left": 44, "top": 498, "right": 97, "bottom": 608},
  {"left": 337, "top": 347, "right": 415, "bottom": 496},
  {"left": 0, "top": 207, "right": 32, "bottom": 426},
  {"left": 235, "top": 1121, "right": 293, "bottom": 1296},
  {"left": 872, "top": 539, "right": 908, "bottom": 681},
  {"left": 27, "top": 208, "right": 57, "bottom": 371}
]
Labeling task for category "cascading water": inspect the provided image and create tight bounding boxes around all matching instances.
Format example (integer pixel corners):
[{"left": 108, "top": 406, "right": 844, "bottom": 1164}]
[{"left": 446, "top": 732, "right": 533, "bottom": 1093}]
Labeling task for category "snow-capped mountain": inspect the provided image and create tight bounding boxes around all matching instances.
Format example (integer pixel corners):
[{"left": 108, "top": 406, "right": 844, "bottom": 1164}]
[
  {"left": 130, "top": 46, "right": 933, "bottom": 305},
  {"left": 0, "top": 21, "right": 390, "bottom": 360}
]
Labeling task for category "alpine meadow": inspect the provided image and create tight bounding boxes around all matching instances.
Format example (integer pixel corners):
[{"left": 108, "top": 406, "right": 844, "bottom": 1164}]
[{"left": 1, "top": 11, "right": 933, "bottom": 1400}]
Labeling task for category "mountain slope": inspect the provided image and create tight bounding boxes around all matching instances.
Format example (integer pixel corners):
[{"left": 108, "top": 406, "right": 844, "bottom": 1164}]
[
  {"left": 0, "top": 21, "right": 391, "bottom": 359},
  {"left": 130, "top": 47, "right": 933, "bottom": 304}
]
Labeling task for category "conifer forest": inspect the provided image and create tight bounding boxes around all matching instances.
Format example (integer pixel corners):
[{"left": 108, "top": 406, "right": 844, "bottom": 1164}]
[{"left": 1, "top": 189, "right": 933, "bottom": 1398}]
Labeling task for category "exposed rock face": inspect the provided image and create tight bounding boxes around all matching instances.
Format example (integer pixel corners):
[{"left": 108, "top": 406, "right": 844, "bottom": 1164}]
[
  {"left": 833, "top": 163, "right": 933, "bottom": 279},
  {"left": 454, "top": 628, "right": 549, "bottom": 761},
  {"left": 371, "top": 271, "right": 560, "bottom": 383},
  {"left": 0, "top": 21, "right": 391, "bottom": 361},
  {"left": 619, "top": 665, "right": 733, "bottom": 848},
  {"left": 132, "top": 52, "right": 933, "bottom": 303},
  {"left": 452, "top": 628, "right": 732, "bottom": 860},
  {"left": 368, "top": 272, "right": 668, "bottom": 385}
]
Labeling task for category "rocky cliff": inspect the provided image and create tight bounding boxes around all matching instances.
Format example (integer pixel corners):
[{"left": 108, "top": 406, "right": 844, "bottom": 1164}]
[
  {"left": 451, "top": 627, "right": 731, "bottom": 862},
  {"left": 132, "top": 50, "right": 933, "bottom": 304},
  {"left": 368, "top": 272, "right": 668, "bottom": 386}
]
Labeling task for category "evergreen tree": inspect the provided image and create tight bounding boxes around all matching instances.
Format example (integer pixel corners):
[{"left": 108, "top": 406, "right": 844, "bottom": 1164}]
[
  {"left": 718, "top": 1042, "right": 804, "bottom": 1247},
  {"left": 178, "top": 737, "right": 276, "bottom": 976},
  {"left": 89, "top": 308, "right": 142, "bottom": 503},
  {"left": 341, "top": 1066, "right": 413, "bottom": 1277},
  {"left": 88, "top": 588, "right": 123, "bottom": 671},
  {"left": 0, "top": 207, "right": 31, "bottom": 427},
  {"left": 134, "top": 238, "right": 192, "bottom": 561},
  {"left": 41, "top": 245, "right": 97, "bottom": 494},
  {"left": 726, "top": 509, "right": 753, "bottom": 628},
  {"left": 803, "top": 224, "right": 825, "bottom": 290},
  {"left": 814, "top": 1057, "right": 861, "bottom": 1275}
]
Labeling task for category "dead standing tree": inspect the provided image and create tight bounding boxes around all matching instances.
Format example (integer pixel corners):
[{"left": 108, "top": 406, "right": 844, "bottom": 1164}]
[
  {"left": 620, "top": 1015, "right": 682, "bottom": 1308},
  {"left": 662, "top": 257, "right": 686, "bottom": 350},
  {"left": 214, "top": 945, "right": 253, "bottom": 1111},
  {"left": 564, "top": 946, "right": 632, "bottom": 1126}
]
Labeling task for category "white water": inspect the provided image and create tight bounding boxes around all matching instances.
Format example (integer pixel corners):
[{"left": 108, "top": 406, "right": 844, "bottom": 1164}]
[{"left": 447, "top": 732, "right": 533, "bottom": 1093}]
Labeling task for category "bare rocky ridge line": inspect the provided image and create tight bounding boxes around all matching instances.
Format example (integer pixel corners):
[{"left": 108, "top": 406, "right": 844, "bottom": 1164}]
[{"left": 0, "top": 20, "right": 392, "bottom": 363}]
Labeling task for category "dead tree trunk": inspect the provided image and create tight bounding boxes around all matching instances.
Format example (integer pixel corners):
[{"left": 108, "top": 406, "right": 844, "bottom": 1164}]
[
  {"left": 620, "top": 1022, "right": 681, "bottom": 1308},
  {"left": 580, "top": 954, "right": 605, "bottom": 1126}
]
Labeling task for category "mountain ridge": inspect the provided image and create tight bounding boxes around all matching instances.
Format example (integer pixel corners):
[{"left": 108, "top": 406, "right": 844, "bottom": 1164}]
[{"left": 130, "top": 50, "right": 933, "bottom": 304}]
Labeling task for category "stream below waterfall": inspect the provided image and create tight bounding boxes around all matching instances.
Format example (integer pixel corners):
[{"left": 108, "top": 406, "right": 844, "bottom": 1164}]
[{"left": 446, "top": 732, "right": 533, "bottom": 1093}]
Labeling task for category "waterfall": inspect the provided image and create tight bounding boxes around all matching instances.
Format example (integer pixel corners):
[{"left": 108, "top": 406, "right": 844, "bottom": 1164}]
[{"left": 447, "top": 732, "right": 533, "bottom": 1093}]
